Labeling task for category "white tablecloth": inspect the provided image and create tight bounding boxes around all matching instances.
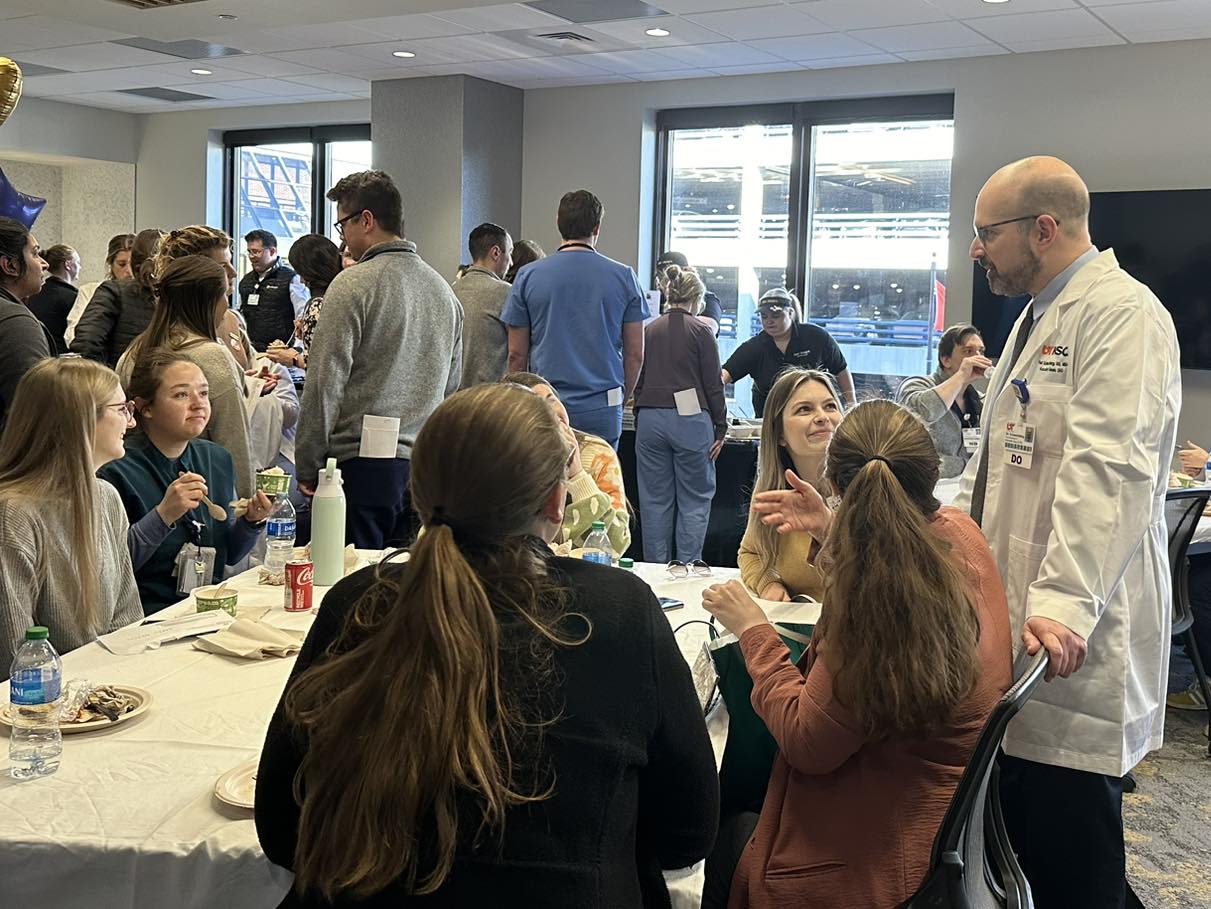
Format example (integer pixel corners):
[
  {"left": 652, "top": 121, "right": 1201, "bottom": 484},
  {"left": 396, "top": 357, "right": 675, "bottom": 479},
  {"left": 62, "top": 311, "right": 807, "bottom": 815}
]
[{"left": 0, "top": 558, "right": 775, "bottom": 909}]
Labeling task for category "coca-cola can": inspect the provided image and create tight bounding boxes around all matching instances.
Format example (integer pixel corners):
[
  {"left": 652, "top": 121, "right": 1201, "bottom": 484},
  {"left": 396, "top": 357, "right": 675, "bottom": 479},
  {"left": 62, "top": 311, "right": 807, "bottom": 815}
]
[{"left": 284, "top": 560, "right": 314, "bottom": 612}]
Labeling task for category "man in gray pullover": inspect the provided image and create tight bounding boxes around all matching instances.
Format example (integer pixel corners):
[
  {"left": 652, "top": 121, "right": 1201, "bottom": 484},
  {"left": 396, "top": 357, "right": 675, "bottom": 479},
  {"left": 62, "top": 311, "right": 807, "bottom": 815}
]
[{"left": 296, "top": 171, "right": 462, "bottom": 547}]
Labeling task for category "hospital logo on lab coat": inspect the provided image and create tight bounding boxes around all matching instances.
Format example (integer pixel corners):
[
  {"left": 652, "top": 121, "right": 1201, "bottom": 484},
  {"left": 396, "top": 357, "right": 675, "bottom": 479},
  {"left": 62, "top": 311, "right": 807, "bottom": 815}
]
[{"left": 1038, "top": 343, "right": 1070, "bottom": 374}]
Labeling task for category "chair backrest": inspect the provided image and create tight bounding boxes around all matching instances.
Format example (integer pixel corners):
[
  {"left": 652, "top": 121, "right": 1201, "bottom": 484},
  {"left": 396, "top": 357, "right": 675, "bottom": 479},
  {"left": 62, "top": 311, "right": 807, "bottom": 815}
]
[
  {"left": 1163, "top": 488, "right": 1211, "bottom": 628},
  {"left": 901, "top": 650, "right": 1049, "bottom": 909}
]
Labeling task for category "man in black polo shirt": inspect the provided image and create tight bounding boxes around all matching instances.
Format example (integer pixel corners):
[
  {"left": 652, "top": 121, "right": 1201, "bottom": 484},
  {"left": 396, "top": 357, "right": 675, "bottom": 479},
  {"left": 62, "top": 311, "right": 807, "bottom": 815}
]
[
  {"left": 237, "top": 229, "right": 303, "bottom": 351},
  {"left": 721, "top": 287, "right": 855, "bottom": 417}
]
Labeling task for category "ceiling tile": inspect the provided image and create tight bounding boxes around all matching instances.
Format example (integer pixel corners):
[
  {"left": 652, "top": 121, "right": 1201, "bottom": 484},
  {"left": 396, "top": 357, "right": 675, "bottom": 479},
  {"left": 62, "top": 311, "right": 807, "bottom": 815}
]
[
  {"left": 897, "top": 44, "right": 1010, "bottom": 61},
  {"left": 748, "top": 32, "right": 883, "bottom": 60},
  {"left": 217, "top": 23, "right": 385, "bottom": 54},
  {"left": 340, "top": 12, "right": 476, "bottom": 40},
  {"left": 967, "top": 7, "right": 1120, "bottom": 42},
  {"left": 127, "top": 61, "right": 261, "bottom": 85},
  {"left": 580, "top": 15, "right": 729, "bottom": 46},
  {"left": 1076, "top": 0, "right": 1173, "bottom": 5},
  {"left": 20, "top": 70, "right": 157, "bottom": 96},
  {"left": 924, "top": 0, "right": 1077, "bottom": 16},
  {"left": 709, "top": 61, "right": 805, "bottom": 75},
  {"left": 267, "top": 47, "right": 403, "bottom": 73},
  {"left": 59, "top": 92, "right": 176, "bottom": 113},
  {"left": 430, "top": 3, "right": 572, "bottom": 31},
  {"left": 15, "top": 42, "right": 187, "bottom": 72},
  {"left": 576, "top": 48, "right": 688, "bottom": 73},
  {"left": 1115, "top": 24, "right": 1211, "bottom": 42},
  {"left": 0, "top": 15, "right": 132, "bottom": 52},
  {"left": 283, "top": 73, "right": 372, "bottom": 94},
  {"left": 1002, "top": 33, "right": 1126, "bottom": 53},
  {"left": 630, "top": 68, "right": 722, "bottom": 80},
  {"left": 513, "top": 74, "right": 636, "bottom": 89},
  {"left": 685, "top": 5, "right": 831, "bottom": 41},
  {"left": 793, "top": 0, "right": 949, "bottom": 30},
  {"left": 1093, "top": 0, "right": 1211, "bottom": 34},
  {"left": 397, "top": 33, "right": 555, "bottom": 63},
  {"left": 525, "top": 0, "right": 668, "bottom": 24},
  {"left": 184, "top": 79, "right": 315, "bottom": 101},
  {"left": 656, "top": 0, "right": 792, "bottom": 11},
  {"left": 216, "top": 56, "right": 325, "bottom": 78},
  {"left": 806, "top": 53, "right": 905, "bottom": 68},
  {"left": 659, "top": 41, "right": 784, "bottom": 66},
  {"left": 312, "top": 41, "right": 435, "bottom": 68},
  {"left": 855, "top": 21, "right": 996, "bottom": 53}
]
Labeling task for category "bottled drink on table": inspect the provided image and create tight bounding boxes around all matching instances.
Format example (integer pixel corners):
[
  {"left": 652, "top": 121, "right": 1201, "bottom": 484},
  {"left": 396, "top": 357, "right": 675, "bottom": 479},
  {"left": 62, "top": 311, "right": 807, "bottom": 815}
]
[
  {"left": 311, "top": 458, "right": 347, "bottom": 587},
  {"left": 581, "top": 521, "right": 613, "bottom": 566},
  {"left": 9, "top": 627, "right": 63, "bottom": 780},
  {"left": 264, "top": 494, "right": 297, "bottom": 576}
]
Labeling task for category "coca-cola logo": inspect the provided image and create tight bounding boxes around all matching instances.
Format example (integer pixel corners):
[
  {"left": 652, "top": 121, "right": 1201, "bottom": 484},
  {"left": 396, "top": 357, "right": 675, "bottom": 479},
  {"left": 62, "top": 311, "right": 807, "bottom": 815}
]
[{"left": 292, "top": 565, "right": 314, "bottom": 586}]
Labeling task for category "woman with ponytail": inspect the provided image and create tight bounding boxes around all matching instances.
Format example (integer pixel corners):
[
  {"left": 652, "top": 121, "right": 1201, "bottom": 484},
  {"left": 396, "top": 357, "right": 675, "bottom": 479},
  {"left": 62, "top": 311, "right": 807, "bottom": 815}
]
[
  {"left": 702, "top": 399, "right": 1012, "bottom": 909},
  {"left": 255, "top": 383, "right": 718, "bottom": 908}
]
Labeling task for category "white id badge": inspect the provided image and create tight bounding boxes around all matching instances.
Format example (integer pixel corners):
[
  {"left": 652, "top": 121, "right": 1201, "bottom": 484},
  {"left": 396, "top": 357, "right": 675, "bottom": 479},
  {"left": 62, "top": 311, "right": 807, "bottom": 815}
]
[
  {"left": 606, "top": 387, "right": 623, "bottom": 407},
  {"left": 173, "top": 545, "right": 217, "bottom": 595},
  {"left": 673, "top": 388, "right": 702, "bottom": 417},
  {"left": 359, "top": 414, "right": 401, "bottom": 459},
  {"left": 1003, "top": 421, "right": 1035, "bottom": 470},
  {"left": 963, "top": 427, "right": 981, "bottom": 454},
  {"left": 246, "top": 293, "right": 260, "bottom": 307}
]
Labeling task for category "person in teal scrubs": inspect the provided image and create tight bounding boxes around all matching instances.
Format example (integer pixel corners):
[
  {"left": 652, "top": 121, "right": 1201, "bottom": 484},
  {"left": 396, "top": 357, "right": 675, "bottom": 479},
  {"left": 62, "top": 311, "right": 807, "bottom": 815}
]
[{"left": 99, "top": 347, "right": 272, "bottom": 614}]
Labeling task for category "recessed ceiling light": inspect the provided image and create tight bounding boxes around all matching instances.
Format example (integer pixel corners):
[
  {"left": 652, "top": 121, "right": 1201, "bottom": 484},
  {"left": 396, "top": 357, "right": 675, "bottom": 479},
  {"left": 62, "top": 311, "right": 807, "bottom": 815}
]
[
  {"left": 645, "top": 27, "right": 671, "bottom": 37},
  {"left": 190, "top": 68, "right": 213, "bottom": 76},
  {"left": 981, "top": 0, "right": 1011, "bottom": 4},
  {"left": 392, "top": 50, "right": 416, "bottom": 58},
  {"left": 216, "top": 13, "right": 238, "bottom": 20}
]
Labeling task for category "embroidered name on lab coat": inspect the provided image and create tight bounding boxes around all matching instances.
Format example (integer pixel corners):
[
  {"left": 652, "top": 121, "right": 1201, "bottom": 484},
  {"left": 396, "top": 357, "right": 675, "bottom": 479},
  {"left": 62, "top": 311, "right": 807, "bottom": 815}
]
[{"left": 1037, "top": 344, "right": 1070, "bottom": 374}]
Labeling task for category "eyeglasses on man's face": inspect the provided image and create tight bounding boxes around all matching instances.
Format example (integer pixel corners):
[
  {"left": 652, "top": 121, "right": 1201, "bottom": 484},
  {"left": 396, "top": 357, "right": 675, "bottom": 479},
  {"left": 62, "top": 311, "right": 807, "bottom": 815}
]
[
  {"left": 333, "top": 210, "right": 365, "bottom": 237},
  {"left": 973, "top": 213, "right": 1058, "bottom": 245}
]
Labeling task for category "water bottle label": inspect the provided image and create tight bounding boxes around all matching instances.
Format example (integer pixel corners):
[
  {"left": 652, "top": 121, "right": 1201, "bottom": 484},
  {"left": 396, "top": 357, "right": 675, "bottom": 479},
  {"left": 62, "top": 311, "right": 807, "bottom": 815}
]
[
  {"left": 10, "top": 668, "right": 61, "bottom": 706},
  {"left": 267, "top": 518, "right": 297, "bottom": 539},
  {"left": 582, "top": 551, "right": 612, "bottom": 566}
]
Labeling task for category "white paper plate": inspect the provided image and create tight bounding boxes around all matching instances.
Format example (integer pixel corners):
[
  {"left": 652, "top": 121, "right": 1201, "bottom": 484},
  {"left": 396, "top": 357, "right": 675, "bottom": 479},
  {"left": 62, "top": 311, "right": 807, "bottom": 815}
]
[
  {"left": 215, "top": 758, "right": 259, "bottom": 810},
  {"left": 0, "top": 685, "right": 152, "bottom": 734}
]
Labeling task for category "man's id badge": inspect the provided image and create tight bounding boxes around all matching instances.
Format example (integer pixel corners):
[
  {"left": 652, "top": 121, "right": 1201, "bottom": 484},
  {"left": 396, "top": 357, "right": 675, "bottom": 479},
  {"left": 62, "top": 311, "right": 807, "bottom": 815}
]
[
  {"left": 963, "top": 427, "right": 981, "bottom": 454},
  {"left": 1003, "top": 421, "right": 1035, "bottom": 470}
]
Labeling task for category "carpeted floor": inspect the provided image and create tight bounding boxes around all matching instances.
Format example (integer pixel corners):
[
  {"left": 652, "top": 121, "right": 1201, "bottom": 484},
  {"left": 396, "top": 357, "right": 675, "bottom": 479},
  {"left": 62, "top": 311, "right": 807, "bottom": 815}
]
[{"left": 1125, "top": 708, "right": 1211, "bottom": 908}]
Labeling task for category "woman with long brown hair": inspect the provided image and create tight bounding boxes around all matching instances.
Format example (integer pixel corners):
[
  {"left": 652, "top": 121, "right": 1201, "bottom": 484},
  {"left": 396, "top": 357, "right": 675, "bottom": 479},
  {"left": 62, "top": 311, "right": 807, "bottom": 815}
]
[
  {"left": 119, "top": 255, "right": 255, "bottom": 498},
  {"left": 702, "top": 399, "right": 1013, "bottom": 909},
  {"left": 71, "top": 227, "right": 162, "bottom": 366},
  {"left": 255, "top": 383, "right": 717, "bottom": 907},
  {"left": 0, "top": 358, "right": 142, "bottom": 667},
  {"left": 65, "top": 232, "right": 135, "bottom": 347},
  {"left": 737, "top": 368, "right": 841, "bottom": 602}
]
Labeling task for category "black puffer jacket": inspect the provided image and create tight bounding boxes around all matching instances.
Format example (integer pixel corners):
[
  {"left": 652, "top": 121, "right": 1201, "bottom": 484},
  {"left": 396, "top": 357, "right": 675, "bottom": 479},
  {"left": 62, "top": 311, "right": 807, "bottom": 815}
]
[{"left": 70, "top": 278, "right": 156, "bottom": 367}]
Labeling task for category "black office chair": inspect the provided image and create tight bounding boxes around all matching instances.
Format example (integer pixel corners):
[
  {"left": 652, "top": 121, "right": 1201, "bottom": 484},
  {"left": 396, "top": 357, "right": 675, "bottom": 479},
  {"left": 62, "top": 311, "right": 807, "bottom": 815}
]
[
  {"left": 898, "top": 649, "right": 1049, "bottom": 909},
  {"left": 1164, "top": 487, "right": 1211, "bottom": 757}
]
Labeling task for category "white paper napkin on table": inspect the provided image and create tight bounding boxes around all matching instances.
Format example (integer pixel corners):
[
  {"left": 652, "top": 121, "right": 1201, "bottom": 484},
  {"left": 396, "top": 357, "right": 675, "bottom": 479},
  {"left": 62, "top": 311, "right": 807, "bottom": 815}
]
[
  {"left": 98, "top": 611, "right": 235, "bottom": 655},
  {"left": 191, "top": 619, "right": 306, "bottom": 659}
]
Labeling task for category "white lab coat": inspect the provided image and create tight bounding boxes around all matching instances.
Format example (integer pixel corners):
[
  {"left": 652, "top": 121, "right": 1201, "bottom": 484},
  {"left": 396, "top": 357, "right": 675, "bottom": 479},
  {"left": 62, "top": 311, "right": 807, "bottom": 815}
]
[{"left": 955, "top": 249, "right": 1181, "bottom": 777}]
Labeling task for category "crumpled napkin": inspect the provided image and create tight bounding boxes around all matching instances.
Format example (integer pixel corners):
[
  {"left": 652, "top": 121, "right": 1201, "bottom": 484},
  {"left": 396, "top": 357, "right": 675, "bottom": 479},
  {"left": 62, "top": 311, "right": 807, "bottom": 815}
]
[
  {"left": 192, "top": 619, "right": 305, "bottom": 659},
  {"left": 258, "top": 544, "right": 361, "bottom": 585}
]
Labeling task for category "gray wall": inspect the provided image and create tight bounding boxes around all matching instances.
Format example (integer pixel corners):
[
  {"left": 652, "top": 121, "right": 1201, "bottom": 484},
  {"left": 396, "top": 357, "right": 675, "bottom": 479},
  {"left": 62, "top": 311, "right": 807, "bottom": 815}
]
[
  {"left": 372, "top": 75, "right": 523, "bottom": 281},
  {"left": 0, "top": 97, "right": 139, "bottom": 164},
  {"left": 519, "top": 39, "right": 1211, "bottom": 445}
]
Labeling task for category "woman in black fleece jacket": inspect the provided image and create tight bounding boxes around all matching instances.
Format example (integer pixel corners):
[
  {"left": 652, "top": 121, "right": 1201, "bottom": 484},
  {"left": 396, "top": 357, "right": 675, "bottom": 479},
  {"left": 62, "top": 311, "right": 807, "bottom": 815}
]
[{"left": 255, "top": 383, "right": 718, "bottom": 908}]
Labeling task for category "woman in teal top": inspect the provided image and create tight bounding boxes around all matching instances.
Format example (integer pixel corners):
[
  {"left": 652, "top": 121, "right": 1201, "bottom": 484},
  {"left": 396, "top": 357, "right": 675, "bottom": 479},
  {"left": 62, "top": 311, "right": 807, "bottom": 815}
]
[{"left": 99, "top": 348, "right": 272, "bottom": 614}]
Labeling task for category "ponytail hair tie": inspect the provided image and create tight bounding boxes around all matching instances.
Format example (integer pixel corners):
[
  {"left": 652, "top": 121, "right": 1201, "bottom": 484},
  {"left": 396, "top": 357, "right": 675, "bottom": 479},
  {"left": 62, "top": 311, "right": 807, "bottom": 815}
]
[{"left": 867, "top": 455, "right": 892, "bottom": 467}]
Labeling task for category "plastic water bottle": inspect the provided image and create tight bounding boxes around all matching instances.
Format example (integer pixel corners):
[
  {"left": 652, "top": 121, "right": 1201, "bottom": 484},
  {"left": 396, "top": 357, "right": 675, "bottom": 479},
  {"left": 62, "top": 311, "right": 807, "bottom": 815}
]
[
  {"left": 9, "top": 627, "right": 63, "bottom": 780},
  {"left": 264, "top": 494, "right": 297, "bottom": 575},
  {"left": 311, "top": 458, "right": 347, "bottom": 587},
  {"left": 581, "top": 521, "right": 613, "bottom": 566}
]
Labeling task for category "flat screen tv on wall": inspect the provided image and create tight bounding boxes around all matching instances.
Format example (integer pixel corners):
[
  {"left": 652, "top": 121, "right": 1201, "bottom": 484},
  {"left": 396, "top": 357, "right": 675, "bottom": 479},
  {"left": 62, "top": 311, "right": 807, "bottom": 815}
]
[{"left": 971, "top": 188, "right": 1211, "bottom": 368}]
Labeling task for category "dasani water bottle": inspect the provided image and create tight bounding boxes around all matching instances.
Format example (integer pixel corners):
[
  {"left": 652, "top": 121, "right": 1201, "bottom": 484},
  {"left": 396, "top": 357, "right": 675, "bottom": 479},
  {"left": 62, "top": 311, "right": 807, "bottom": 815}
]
[
  {"left": 264, "top": 494, "right": 297, "bottom": 576},
  {"left": 581, "top": 521, "right": 613, "bottom": 566},
  {"left": 9, "top": 627, "right": 63, "bottom": 780}
]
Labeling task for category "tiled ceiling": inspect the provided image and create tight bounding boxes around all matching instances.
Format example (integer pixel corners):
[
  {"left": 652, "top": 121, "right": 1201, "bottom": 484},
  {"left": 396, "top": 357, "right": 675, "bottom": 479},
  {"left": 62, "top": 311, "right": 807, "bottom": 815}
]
[{"left": 0, "top": 0, "right": 1203, "bottom": 113}]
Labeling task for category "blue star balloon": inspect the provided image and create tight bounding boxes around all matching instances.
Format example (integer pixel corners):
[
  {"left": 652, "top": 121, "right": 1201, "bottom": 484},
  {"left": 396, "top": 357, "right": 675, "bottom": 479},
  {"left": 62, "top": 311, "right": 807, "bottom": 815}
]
[{"left": 0, "top": 165, "right": 47, "bottom": 228}]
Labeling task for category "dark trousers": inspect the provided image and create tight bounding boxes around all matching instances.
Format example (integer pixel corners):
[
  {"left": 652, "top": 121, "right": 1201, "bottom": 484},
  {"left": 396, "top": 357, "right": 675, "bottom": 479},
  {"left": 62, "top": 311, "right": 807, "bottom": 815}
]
[
  {"left": 338, "top": 457, "right": 413, "bottom": 549},
  {"left": 1187, "top": 553, "right": 1211, "bottom": 666},
  {"left": 701, "top": 811, "right": 759, "bottom": 909},
  {"left": 999, "top": 753, "right": 1128, "bottom": 909}
]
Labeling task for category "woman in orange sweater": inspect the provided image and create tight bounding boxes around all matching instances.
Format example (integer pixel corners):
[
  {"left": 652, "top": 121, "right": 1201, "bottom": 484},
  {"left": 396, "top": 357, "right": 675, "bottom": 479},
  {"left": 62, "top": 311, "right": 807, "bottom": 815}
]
[{"left": 703, "top": 399, "right": 1012, "bottom": 909}]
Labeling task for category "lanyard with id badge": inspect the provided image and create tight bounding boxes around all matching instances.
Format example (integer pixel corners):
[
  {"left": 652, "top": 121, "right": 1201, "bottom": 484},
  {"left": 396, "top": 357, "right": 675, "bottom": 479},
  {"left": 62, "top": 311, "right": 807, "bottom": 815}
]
[
  {"left": 1003, "top": 378, "right": 1035, "bottom": 470},
  {"left": 171, "top": 467, "right": 217, "bottom": 594}
]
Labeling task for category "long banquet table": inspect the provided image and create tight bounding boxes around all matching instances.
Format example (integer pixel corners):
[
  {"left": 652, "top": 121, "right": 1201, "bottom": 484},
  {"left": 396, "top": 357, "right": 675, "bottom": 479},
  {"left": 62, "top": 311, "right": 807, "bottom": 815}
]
[{"left": 0, "top": 557, "right": 802, "bottom": 909}]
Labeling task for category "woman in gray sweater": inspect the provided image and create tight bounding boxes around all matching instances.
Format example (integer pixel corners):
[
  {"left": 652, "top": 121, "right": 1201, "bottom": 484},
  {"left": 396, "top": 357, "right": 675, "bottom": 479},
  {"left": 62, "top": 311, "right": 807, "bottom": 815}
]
[{"left": 0, "top": 359, "right": 143, "bottom": 668}]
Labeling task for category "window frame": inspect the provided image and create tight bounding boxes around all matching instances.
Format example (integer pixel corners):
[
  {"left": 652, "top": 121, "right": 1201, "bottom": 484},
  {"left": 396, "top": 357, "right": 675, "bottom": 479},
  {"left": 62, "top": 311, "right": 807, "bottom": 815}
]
[
  {"left": 654, "top": 94, "right": 954, "bottom": 308},
  {"left": 222, "top": 124, "right": 371, "bottom": 247}
]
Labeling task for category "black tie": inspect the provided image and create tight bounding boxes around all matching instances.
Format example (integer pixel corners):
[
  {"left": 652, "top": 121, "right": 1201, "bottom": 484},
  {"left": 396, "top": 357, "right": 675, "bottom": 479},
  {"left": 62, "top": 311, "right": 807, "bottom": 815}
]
[{"left": 969, "top": 304, "right": 1035, "bottom": 527}]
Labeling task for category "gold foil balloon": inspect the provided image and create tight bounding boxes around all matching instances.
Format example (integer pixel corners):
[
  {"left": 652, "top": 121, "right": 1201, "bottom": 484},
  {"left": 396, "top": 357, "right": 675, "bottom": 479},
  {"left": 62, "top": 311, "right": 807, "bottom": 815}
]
[{"left": 0, "top": 57, "right": 22, "bottom": 128}]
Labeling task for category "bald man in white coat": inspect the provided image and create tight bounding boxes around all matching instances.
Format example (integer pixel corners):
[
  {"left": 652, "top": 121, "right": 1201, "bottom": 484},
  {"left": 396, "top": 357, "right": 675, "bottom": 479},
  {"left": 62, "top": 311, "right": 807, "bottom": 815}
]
[{"left": 958, "top": 156, "right": 1180, "bottom": 909}]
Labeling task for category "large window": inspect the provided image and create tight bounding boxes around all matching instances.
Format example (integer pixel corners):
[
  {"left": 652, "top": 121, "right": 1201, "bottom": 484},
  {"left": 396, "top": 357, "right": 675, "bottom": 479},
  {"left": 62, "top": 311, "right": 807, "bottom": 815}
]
[
  {"left": 657, "top": 97, "right": 954, "bottom": 413},
  {"left": 224, "top": 125, "right": 371, "bottom": 278}
]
